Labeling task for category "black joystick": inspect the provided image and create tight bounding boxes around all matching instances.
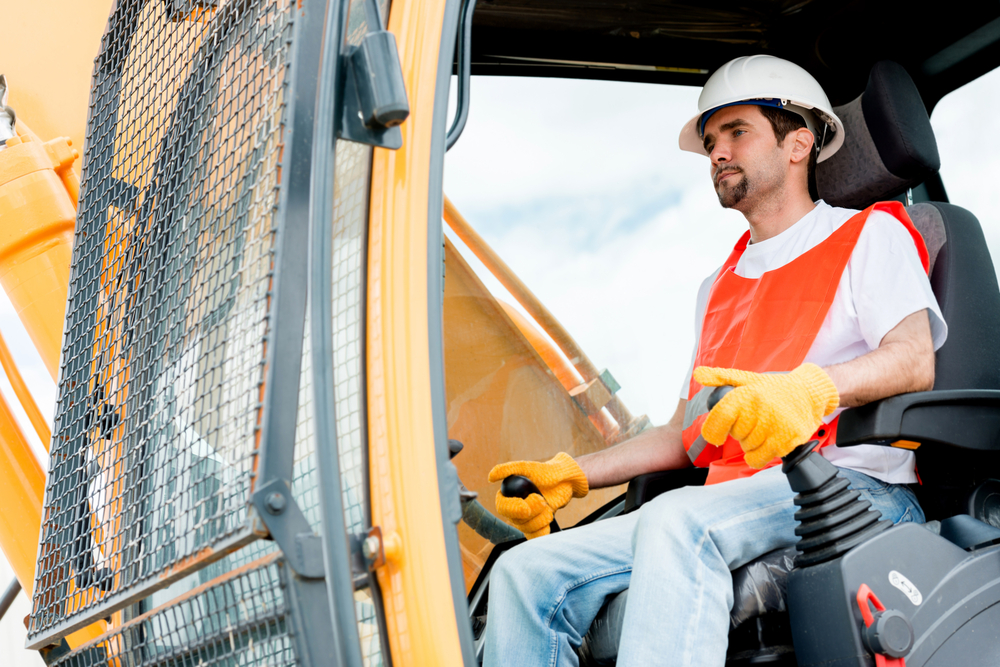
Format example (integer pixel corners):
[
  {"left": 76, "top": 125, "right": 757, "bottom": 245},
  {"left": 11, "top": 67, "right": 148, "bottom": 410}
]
[
  {"left": 782, "top": 440, "right": 889, "bottom": 566},
  {"left": 500, "top": 475, "right": 561, "bottom": 535},
  {"left": 707, "top": 385, "right": 889, "bottom": 567}
]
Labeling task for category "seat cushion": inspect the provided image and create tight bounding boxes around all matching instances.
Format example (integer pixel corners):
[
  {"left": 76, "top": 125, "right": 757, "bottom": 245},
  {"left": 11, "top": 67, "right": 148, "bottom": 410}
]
[
  {"left": 729, "top": 546, "right": 797, "bottom": 627},
  {"left": 577, "top": 547, "right": 798, "bottom": 665}
]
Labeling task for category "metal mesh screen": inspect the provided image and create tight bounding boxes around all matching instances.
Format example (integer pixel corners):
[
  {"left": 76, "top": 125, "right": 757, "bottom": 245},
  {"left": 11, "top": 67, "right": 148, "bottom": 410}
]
[
  {"left": 30, "top": 0, "right": 295, "bottom": 641},
  {"left": 50, "top": 556, "right": 296, "bottom": 667},
  {"left": 331, "top": 141, "right": 371, "bottom": 542},
  {"left": 124, "top": 322, "right": 326, "bottom": 645},
  {"left": 331, "top": 140, "right": 383, "bottom": 664}
]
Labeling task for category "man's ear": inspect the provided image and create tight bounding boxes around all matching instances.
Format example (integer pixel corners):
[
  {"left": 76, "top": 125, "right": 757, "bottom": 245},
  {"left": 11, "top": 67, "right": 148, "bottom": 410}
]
[{"left": 789, "top": 127, "right": 815, "bottom": 165}]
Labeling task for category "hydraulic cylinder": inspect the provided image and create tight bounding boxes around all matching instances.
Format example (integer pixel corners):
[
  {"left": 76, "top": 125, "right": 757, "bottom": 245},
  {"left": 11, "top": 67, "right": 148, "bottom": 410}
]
[{"left": 0, "top": 125, "right": 78, "bottom": 380}]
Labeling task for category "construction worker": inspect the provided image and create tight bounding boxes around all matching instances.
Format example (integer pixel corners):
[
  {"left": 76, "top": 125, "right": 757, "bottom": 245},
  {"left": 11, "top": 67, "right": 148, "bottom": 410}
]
[{"left": 482, "top": 55, "right": 946, "bottom": 666}]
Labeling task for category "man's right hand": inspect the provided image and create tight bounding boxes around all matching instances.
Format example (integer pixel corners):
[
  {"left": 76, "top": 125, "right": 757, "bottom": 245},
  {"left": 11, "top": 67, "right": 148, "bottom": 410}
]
[{"left": 488, "top": 452, "right": 589, "bottom": 539}]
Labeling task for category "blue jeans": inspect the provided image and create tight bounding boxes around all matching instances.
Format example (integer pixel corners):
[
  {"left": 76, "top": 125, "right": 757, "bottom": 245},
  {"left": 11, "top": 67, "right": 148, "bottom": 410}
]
[{"left": 482, "top": 466, "right": 923, "bottom": 667}]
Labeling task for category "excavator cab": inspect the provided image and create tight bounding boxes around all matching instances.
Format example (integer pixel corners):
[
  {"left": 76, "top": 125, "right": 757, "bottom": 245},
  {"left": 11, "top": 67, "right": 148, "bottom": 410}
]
[
  {"left": 442, "top": 3, "right": 1000, "bottom": 667},
  {"left": 1, "top": 1, "right": 1000, "bottom": 666}
]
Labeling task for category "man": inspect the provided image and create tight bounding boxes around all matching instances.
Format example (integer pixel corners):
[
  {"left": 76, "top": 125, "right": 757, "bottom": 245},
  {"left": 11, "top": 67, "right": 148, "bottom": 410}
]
[{"left": 481, "top": 55, "right": 947, "bottom": 666}]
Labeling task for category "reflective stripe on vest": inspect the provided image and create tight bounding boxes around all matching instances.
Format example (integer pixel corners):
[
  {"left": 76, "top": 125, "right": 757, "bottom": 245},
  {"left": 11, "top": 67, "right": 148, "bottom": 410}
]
[{"left": 682, "top": 202, "right": 929, "bottom": 485}]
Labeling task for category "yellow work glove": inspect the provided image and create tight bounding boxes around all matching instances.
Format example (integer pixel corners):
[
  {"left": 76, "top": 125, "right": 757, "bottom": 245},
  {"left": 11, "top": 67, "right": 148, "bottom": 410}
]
[
  {"left": 693, "top": 363, "right": 840, "bottom": 469},
  {"left": 488, "top": 452, "right": 589, "bottom": 539}
]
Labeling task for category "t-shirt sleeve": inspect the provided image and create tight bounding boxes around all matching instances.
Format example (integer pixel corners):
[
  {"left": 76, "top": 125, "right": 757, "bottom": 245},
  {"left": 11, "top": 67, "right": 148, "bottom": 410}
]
[
  {"left": 849, "top": 210, "right": 948, "bottom": 351},
  {"left": 679, "top": 270, "right": 719, "bottom": 400}
]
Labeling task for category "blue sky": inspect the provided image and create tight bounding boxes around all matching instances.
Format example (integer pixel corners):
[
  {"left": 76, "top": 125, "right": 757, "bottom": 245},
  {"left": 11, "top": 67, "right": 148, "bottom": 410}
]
[{"left": 2, "top": 66, "right": 999, "bottom": 664}]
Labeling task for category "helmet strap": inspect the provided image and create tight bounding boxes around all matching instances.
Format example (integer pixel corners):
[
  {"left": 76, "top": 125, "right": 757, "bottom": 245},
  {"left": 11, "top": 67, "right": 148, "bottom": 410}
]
[{"left": 816, "top": 121, "right": 828, "bottom": 157}]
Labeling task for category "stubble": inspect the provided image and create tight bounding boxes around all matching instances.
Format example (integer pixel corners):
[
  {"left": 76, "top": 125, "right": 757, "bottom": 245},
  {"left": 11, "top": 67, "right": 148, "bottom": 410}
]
[{"left": 716, "top": 171, "right": 749, "bottom": 208}]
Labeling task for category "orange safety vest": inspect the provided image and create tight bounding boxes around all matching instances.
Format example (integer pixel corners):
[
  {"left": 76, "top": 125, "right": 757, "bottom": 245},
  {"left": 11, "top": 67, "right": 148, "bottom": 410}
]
[{"left": 682, "top": 202, "right": 929, "bottom": 485}]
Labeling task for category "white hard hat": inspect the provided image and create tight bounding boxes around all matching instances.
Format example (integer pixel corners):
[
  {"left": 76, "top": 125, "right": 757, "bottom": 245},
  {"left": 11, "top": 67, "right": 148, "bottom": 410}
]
[{"left": 679, "top": 55, "right": 845, "bottom": 163}]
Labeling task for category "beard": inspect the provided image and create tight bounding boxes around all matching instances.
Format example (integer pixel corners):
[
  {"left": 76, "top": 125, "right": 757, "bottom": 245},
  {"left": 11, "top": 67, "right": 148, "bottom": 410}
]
[{"left": 716, "top": 170, "right": 750, "bottom": 208}]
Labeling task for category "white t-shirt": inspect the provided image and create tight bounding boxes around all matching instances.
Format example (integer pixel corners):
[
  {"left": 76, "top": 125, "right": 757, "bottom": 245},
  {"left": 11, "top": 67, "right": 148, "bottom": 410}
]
[{"left": 681, "top": 201, "right": 948, "bottom": 483}]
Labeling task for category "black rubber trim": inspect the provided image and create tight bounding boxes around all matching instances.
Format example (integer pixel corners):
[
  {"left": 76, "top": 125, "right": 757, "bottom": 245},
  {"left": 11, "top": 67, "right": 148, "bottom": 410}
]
[
  {"left": 445, "top": 0, "right": 477, "bottom": 150},
  {"left": 622, "top": 467, "right": 708, "bottom": 514}
]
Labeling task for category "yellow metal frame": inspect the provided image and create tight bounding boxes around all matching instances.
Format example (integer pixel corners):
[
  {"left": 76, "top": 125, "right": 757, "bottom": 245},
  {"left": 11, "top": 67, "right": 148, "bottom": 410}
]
[{"left": 367, "top": 0, "right": 467, "bottom": 663}]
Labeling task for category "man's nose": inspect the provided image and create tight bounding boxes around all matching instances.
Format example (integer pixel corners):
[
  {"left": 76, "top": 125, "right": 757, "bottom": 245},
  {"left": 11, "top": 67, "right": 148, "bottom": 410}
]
[{"left": 710, "top": 142, "right": 730, "bottom": 164}]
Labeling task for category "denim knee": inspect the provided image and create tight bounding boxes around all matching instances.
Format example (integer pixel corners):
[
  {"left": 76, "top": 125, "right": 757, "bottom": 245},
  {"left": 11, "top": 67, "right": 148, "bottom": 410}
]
[
  {"left": 491, "top": 538, "right": 560, "bottom": 596},
  {"left": 633, "top": 485, "right": 705, "bottom": 542},
  {"left": 492, "top": 542, "right": 535, "bottom": 587},
  {"left": 838, "top": 468, "right": 925, "bottom": 525}
]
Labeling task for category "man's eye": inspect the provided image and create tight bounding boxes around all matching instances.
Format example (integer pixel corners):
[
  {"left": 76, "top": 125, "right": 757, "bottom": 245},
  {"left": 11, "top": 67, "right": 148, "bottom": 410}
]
[
  {"left": 733, "top": 129, "right": 746, "bottom": 137},
  {"left": 705, "top": 143, "right": 715, "bottom": 153}
]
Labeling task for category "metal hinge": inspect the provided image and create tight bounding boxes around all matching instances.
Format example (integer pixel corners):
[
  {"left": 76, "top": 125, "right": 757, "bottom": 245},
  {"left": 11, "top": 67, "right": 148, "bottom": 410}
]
[
  {"left": 336, "top": 0, "right": 409, "bottom": 149},
  {"left": 251, "top": 479, "right": 325, "bottom": 579}
]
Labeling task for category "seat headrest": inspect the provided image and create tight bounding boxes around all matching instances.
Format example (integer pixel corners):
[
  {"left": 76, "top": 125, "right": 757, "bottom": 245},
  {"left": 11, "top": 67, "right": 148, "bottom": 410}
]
[{"left": 816, "top": 61, "right": 941, "bottom": 209}]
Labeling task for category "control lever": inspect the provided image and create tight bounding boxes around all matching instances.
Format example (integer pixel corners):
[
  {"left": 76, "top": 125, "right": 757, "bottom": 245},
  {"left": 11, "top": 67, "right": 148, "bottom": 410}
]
[
  {"left": 707, "top": 384, "right": 889, "bottom": 567},
  {"left": 706, "top": 384, "right": 734, "bottom": 411},
  {"left": 707, "top": 384, "right": 815, "bottom": 461},
  {"left": 500, "top": 475, "right": 561, "bottom": 535}
]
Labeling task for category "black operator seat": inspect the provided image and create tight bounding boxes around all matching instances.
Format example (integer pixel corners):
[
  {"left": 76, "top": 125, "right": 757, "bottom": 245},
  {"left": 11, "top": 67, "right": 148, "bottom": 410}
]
[
  {"left": 577, "top": 61, "right": 1000, "bottom": 666},
  {"left": 825, "top": 62, "right": 1000, "bottom": 522}
]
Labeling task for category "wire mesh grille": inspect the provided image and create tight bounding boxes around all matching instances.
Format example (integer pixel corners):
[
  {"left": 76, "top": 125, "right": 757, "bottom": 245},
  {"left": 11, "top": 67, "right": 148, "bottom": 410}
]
[
  {"left": 331, "top": 141, "right": 371, "bottom": 541},
  {"left": 125, "top": 326, "right": 326, "bottom": 644},
  {"left": 50, "top": 556, "right": 297, "bottom": 667},
  {"left": 30, "top": 0, "right": 295, "bottom": 640},
  {"left": 331, "top": 139, "right": 383, "bottom": 664}
]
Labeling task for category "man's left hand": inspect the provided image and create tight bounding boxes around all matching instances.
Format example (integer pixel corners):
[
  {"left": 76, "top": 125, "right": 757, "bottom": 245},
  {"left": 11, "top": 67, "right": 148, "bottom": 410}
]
[{"left": 694, "top": 363, "right": 840, "bottom": 468}]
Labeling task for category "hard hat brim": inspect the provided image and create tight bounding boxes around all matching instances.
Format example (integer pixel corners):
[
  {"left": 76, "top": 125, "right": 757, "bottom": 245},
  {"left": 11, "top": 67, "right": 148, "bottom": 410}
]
[{"left": 677, "top": 102, "right": 845, "bottom": 163}]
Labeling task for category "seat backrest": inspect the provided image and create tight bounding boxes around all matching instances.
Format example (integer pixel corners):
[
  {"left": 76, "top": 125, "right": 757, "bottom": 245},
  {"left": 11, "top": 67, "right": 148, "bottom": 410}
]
[
  {"left": 817, "top": 61, "right": 1000, "bottom": 519},
  {"left": 920, "top": 203, "right": 1000, "bottom": 391},
  {"left": 817, "top": 60, "right": 1000, "bottom": 393}
]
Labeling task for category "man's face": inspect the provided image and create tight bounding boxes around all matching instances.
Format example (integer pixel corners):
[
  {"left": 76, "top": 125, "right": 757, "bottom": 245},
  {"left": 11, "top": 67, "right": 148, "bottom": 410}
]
[{"left": 701, "top": 105, "right": 788, "bottom": 211}]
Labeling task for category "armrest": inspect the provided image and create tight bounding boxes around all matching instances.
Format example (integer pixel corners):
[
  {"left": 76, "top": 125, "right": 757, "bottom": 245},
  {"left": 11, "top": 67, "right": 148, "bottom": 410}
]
[
  {"left": 622, "top": 467, "right": 708, "bottom": 514},
  {"left": 836, "top": 389, "right": 1000, "bottom": 451}
]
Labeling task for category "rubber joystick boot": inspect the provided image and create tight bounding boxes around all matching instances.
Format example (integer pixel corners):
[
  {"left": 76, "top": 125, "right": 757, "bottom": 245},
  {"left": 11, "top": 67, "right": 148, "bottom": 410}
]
[{"left": 781, "top": 441, "right": 890, "bottom": 567}]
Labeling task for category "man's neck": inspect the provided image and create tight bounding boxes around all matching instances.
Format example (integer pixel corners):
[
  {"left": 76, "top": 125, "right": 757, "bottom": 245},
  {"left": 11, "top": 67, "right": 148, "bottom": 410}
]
[{"left": 742, "top": 187, "right": 817, "bottom": 244}]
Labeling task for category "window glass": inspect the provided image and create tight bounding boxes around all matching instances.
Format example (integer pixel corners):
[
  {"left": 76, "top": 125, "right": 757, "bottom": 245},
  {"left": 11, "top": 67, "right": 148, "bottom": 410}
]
[
  {"left": 930, "top": 66, "right": 1000, "bottom": 274},
  {"left": 443, "top": 76, "right": 746, "bottom": 588}
]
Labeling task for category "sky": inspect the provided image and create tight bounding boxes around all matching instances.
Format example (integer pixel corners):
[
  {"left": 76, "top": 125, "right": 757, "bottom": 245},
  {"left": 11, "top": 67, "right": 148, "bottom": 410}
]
[
  {"left": 1, "top": 65, "right": 999, "bottom": 665},
  {"left": 442, "top": 76, "right": 734, "bottom": 425}
]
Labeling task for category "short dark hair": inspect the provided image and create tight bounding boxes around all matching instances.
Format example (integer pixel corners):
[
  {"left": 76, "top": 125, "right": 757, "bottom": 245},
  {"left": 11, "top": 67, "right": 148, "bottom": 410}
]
[{"left": 758, "top": 105, "right": 817, "bottom": 189}]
